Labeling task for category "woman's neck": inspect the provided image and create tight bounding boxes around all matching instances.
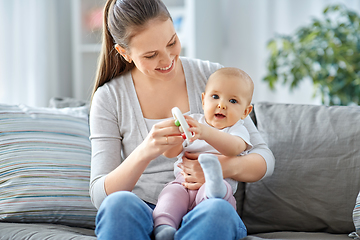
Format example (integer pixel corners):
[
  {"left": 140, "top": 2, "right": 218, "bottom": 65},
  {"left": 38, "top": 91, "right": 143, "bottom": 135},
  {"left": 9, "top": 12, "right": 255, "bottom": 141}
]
[{"left": 131, "top": 62, "right": 190, "bottom": 119}]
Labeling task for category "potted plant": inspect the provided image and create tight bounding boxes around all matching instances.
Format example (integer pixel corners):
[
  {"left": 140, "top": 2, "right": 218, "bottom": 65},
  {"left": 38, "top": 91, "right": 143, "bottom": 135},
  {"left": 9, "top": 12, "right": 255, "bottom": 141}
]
[{"left": 263, "top": 4, "right": 360, "bottom": 105}]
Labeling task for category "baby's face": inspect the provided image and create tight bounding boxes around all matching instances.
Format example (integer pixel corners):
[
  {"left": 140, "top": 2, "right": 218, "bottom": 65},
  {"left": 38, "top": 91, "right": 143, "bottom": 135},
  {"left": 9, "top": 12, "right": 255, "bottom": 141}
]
[{"left": 202, "top": 74, "right": 251, "bottom": 129}]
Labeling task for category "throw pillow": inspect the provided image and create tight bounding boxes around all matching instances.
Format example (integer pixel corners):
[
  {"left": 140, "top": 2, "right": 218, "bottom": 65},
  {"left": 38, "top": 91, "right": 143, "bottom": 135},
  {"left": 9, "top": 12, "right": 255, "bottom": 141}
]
[
  {"left": 0, "top": 104, "right": 97, "bottom": 229},
  {"left": 242, "top": 103, "right": 360, "bottom": 234},
  {"left": 350, "top": 191, "right": 360, "bottom": 239}
]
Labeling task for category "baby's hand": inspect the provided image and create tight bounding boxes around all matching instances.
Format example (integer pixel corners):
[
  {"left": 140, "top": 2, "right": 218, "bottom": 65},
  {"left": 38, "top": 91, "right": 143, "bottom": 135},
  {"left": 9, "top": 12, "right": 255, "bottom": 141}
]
[{"left": 184, "top": 116, "right": 206, "bottom": 142}]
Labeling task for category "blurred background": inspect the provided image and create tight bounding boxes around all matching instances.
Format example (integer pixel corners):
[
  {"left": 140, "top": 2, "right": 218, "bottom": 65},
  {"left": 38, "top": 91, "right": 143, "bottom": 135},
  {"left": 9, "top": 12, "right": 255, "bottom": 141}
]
[{"left": 0, "top": 0, "right": 359, "bottom": 107}]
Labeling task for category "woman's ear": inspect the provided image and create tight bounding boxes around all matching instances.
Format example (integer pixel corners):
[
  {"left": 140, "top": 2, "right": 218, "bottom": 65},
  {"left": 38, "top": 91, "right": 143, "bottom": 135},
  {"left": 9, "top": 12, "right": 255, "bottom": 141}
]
[
  {"left": 241, "top": 104, "right": 253, "bottom": 119},
  {"left": 115, "top": 44, "right": 132, "bottom": 63}
]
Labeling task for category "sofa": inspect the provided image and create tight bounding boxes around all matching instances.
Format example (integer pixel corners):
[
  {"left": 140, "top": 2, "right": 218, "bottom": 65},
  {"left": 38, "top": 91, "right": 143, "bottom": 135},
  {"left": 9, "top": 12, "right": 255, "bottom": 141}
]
[{"left": 0, "top": 100, "right": 359, "bottom": 240}]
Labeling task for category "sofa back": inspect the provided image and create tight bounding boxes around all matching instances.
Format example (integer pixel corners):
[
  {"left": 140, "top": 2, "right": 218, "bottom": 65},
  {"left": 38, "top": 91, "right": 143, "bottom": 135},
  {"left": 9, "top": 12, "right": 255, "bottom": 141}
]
[{"left": 239, "top": 102, "right": 360, "bottom": 234}]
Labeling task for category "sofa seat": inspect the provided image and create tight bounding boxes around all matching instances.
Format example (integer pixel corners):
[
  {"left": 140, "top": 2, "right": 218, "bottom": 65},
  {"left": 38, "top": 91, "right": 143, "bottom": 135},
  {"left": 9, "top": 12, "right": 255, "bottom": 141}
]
[
  {"left": 246, "top": 232, "right": 350, "bottom": 240},
  {"left": 0, "top": 222, "right": 96, "bottom": 240}
]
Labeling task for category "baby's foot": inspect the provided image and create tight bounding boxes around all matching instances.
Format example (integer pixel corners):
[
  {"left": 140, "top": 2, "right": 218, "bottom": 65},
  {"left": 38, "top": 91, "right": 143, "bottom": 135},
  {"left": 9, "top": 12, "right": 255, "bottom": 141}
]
[
  {"left": 154, "top": 225, "right": 176, "bottom": 240},
  {"left": 198, "top": 153, "right": 227, "bottom": 199}
]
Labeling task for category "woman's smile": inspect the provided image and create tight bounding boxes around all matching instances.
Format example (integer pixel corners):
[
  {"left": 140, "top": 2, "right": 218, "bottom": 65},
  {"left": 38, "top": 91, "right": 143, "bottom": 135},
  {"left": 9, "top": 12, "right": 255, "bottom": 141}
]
[{"left": 156, "top": 59, "right": 175, "bottom": 73}]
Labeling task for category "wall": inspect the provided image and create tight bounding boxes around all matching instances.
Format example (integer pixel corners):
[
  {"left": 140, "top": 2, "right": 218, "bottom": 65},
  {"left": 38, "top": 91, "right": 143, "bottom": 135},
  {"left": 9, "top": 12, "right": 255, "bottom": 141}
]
[
  {"left": 1, "top": 0, "right": 360, "bottom": 106},
  {"left": 195, "top": 0, "right": 360, "bottom": 105}
]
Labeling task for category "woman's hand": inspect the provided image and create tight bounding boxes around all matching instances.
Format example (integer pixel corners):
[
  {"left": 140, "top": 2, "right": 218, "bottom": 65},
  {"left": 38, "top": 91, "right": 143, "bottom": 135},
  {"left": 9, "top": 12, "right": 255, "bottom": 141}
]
[
  {"left": 177, "top": 152, "right": 205, "bottom": 190},
  {"left": 140, "top": 118, "right": 184, "bottom": 161},
  {"left": 104, "top": 118, "right": 183, "bottom": 195}
]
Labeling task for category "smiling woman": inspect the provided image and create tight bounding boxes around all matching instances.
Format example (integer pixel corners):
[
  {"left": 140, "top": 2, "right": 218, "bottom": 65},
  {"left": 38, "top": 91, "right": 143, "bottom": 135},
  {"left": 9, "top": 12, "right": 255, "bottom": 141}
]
[{"left": 89, "top": 1, "right": 274, "bottom": 240}]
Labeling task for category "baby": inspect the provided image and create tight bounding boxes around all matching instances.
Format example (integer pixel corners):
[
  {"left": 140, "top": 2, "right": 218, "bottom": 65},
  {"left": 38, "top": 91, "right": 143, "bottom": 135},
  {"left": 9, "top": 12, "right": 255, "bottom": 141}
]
[{"left": 153, "top": 67, "right": 254, "bottom": 240}]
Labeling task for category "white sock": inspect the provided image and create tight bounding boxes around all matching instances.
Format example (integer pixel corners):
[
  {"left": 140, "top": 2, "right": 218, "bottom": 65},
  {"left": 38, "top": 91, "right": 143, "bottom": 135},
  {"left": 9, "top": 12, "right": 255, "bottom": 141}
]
[
  {"left": 154, "top": 225, "right": 176, "bottom": 240},
  {"left": 198, "top": 153, "right": 227, "bottom": 199}
]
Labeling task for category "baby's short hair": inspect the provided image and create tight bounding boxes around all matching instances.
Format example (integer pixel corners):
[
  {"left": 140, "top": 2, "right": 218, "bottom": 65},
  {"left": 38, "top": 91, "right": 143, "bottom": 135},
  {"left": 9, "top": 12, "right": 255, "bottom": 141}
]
[{"left": 206, "top": 67, "right": 254, "bottom": 103}]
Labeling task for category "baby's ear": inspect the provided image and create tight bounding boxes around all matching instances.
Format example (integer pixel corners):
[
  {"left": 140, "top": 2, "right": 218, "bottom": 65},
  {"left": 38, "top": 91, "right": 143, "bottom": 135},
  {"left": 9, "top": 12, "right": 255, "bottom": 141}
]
[
  {"left": 241, "top": 104, "right": 253, "bottom": 119},
  {"left": 201, "top": 92, "right": 205, "bottom": 109}
]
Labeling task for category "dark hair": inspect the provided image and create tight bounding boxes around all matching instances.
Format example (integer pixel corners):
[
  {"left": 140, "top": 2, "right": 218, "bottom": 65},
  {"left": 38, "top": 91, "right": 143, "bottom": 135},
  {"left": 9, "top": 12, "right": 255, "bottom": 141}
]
[{"left": 91, "top": 0, "right": 171, "bottom": 101}]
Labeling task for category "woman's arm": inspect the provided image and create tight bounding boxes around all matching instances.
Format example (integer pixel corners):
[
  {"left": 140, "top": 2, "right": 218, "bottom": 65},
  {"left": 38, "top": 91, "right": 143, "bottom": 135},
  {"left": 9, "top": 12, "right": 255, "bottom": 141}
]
[
  {"left": 219, "top": 153, "right": 267, "bottom": 182},
  {"left": 179, "top": 152, "right": 266, "bottom": 189},
  {"left": 103, "top": 120, "right": 183, "bottom": 193},
  {"left": 91, "top": 117, "right": 183, "bottom": 207},
  {"left": 89, "top": 88, "right": 183, "bottom": 208}
]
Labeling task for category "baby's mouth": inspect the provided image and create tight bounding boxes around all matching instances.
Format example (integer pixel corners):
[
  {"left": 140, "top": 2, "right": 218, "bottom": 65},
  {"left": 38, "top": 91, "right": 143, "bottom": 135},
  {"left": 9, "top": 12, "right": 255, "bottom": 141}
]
[{"left": 215, "top": 113, "right": 226, "bottom": 119}]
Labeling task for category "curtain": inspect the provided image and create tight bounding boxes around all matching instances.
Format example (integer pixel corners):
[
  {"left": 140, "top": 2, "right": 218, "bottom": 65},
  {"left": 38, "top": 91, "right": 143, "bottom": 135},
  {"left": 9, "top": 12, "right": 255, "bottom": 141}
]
[{"left": 0, "top": 0, "right": 72, "bottom": 107}]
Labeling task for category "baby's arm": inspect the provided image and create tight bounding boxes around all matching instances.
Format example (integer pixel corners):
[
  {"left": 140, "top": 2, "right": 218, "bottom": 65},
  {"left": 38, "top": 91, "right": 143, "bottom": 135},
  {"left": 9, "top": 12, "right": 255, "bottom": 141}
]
[{"left": 186, "top": 116, "right": 248, "bottom": 156}]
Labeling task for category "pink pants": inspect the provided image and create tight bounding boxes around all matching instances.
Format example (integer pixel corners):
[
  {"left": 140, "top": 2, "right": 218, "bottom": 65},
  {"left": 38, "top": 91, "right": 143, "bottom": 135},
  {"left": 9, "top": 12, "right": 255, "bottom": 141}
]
[{"left": 153, "top": 173, "right": 236, "bottom": 229}]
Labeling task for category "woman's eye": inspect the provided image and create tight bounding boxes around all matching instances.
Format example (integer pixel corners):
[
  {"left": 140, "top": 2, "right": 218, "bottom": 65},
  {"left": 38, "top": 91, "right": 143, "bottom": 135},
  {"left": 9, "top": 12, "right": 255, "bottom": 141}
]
[
  {"left": 212, "top": 94, "right": 219, "bottom": 99},
  {"left": 168, "top": 39, "right": 176, "bottom": 46},
  {"left": 144, "top": 54, "right": 156, "bottom": 59},
  {"left": 144, "top": 53, "right": 157, "bottom": 59},
  {"left": 230, "top": 99, "right": 238, "bottom": 104}
]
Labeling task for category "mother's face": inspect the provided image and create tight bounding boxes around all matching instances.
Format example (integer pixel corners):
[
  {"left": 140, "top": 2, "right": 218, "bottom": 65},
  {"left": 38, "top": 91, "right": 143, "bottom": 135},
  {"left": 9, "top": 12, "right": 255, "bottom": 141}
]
[{"left": 117, "top": 18, "right": 182, "bottom": 82}]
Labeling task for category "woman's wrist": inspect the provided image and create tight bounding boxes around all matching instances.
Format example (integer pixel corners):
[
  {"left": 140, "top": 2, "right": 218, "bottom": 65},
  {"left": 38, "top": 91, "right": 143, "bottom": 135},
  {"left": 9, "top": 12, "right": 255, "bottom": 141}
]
[{"left": 135, "top": 140, "right": 159, "bottom": 164}]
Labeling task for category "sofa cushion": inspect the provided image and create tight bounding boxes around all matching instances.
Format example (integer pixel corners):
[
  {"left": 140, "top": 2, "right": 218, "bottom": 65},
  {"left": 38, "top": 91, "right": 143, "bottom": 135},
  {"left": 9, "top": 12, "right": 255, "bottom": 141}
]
[
  {"left": 242, "top": 102, "right": 360, "bottom": 234},
  {"left": 352, "top": 191, "right": 360, "bottom": 238},
  {"left": 0, "top": 104, "right": 97, "bottom": 229},
  {"left": 0, "top": 222, "right": 96, "bottom": 239},
  {"left": 245, "top": 232, "right": 351, "bottom": 240}
]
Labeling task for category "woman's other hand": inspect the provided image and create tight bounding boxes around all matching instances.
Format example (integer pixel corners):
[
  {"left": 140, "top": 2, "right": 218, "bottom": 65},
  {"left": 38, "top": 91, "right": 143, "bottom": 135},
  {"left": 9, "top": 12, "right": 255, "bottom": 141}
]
[{"left": 178, "top": 152, "right": 205, "bottom": 190}]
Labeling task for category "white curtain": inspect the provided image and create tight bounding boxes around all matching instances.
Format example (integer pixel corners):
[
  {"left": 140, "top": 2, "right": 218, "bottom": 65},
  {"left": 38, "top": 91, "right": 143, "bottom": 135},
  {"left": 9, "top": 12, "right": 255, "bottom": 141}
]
[
  {"left": 0, "top": 0, "right": 72, "bottom": 107},
  {"left": 219, "top": 0, "right": 360, "bottom": 105}
]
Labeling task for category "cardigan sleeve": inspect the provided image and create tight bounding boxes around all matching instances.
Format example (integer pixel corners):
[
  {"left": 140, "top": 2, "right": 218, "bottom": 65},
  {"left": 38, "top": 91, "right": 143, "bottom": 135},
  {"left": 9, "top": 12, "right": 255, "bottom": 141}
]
[
  {"left": 89, "top": 85, "right": 122, "bottom": 209},
  {"left": 243, "top": 115, "right": 275, "bottom": 179}
]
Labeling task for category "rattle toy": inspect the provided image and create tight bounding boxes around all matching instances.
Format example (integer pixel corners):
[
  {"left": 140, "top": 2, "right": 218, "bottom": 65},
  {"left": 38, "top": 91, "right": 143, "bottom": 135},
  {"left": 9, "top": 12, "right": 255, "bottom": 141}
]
[{"left": 171, "top": 107, "right": 193, "bottom": 146}]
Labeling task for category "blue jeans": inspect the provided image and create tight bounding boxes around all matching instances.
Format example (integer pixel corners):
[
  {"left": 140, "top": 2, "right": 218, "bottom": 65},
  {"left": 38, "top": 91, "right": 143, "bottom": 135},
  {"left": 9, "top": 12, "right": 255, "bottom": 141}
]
[{"left": 95, "top": 191, "right": 247, "bottom": 240}]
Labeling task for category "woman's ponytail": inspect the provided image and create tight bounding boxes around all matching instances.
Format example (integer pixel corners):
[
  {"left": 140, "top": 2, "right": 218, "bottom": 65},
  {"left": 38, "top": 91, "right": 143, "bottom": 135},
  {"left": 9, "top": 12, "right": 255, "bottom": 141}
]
[
  {"left": 91, "top": 0, "right": 171, "bottom": 102},
  {"left": 91, "top": 0, "right": 134, "bottom": 101}
]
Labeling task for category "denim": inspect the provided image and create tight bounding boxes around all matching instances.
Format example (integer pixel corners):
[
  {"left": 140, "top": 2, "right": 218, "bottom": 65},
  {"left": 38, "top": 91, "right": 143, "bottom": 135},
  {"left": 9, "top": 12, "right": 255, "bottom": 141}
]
[{"left": 95, "top": 191, "right": 247, "bottom": 240}]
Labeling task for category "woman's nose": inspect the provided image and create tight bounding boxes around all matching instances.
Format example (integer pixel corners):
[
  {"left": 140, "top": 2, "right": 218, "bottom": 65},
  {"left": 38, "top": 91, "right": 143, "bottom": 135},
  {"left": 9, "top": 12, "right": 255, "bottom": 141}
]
[{"left": 161, "top": 51, "right": 172, "bottom": 64}]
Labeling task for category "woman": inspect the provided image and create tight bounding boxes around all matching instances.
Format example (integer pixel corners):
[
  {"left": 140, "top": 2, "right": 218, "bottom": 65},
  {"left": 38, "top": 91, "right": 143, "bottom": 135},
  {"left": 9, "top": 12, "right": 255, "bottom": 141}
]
[{"left": 89, "top": 0, "right": 275, "bottom": 239}]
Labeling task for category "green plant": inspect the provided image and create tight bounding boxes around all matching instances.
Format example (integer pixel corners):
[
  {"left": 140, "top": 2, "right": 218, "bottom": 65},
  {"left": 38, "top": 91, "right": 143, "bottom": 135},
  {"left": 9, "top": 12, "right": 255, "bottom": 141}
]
[{"left": 264, "top": 4, "right": 360, "bottom": 105}]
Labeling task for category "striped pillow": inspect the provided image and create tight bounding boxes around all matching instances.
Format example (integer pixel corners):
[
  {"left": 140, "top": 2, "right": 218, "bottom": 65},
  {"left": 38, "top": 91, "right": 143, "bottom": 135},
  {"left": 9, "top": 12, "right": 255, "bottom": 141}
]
[
  {"left": 352, "top": 191, "right": 360, "bottom": 238},
  {"left": 0, "top": 104, "right": 97, "bottom": 229}
]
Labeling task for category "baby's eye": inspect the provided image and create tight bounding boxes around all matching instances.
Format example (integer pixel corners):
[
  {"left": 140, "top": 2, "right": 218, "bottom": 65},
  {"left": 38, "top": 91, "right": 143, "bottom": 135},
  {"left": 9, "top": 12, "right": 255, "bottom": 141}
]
[
  {"left": 212, "top": 94, "right": 219, "bottom": 99},
  {"left": 229, "top": 99, "right": 238, "bottom": 104}
]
